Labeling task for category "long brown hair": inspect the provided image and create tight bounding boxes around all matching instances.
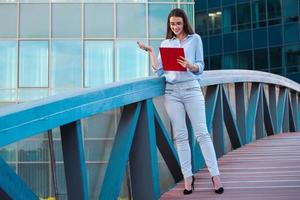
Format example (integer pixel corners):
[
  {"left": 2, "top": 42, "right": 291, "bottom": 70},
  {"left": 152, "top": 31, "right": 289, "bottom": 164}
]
[{"left": 166, "top": 8, "right": 194, "bottom": 39}]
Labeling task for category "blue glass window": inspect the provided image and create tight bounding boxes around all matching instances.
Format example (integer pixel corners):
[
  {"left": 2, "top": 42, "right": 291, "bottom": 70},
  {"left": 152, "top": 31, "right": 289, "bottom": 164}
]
[
  {"left": 18, "top": 140, "right": 49, "bottom": 161},
  {"left": 52, "top": 4, "right": 81, "bottom": 37},
  {"left": 222, "top": 6, "right": 236, "bottom": 33},
  {"left": 18, "top": 163, "right": 49, "bottom": 197},
  {"left": 0, "top": 4, "right": 17, "bottom": 37},
  {"left": 268, "top": 25, "right": 282, "bottom": 46},
  {"left": 269, "top": 47, "right": 282, "bottom": 68},
  {"left": 209, "top": 36, "right": 222, "bottom": 54},
  {"left": 116, "top": 40, "right": 148, "bottom": 81},
  {"left": 267, "top": 0, "right": 281, "bottom": 25},
  {"left": 84, "top": 4, "right": 114, "bottom": 38},
  {"left": 0, "top": 144, "right": 16, "bottom": 162},
  {"left": 195, "top": 0, "right": 207, "bottom": 10},
  {"left": 208, "top": 0, "right": 220, "bottom": 9},
  {"left": 209, "top": 35, "right": 222, "bottom": 54},
  {"left": 222, "top": 0, "right": 235, "bottom": 6},
  {"left": 0, "top": 41, "right": 17, "bottom": 88},
  {"left": 117, "top": 4, "right": 146, "bottom": 38},
  {"left": 201, "top": 37, "right": 209, "bottom": 56},
  {"left": 208, "top": 9, "right": 222, "bottom": 35},
  {"left": 149, "top": 4, "right": 175, "bottom": 38},
  {"left": 19, "top": 41, "right": 48, "bottom": 87},
  {"left": 19, "top": 4, "right": 49, "bottom": 38},
  {"left": 284, "top": 0, "right": 299, "bottom": 23},
  {"left": 237, "top": 3, "right": 251, "bottom": 30},
  {"left": 209, "top": 54, "right": 222, "bottom": 69},
  {"left": 195, "top": 11, "right": 208, "bottom": 36},
  {"left": 223, "top": 33, "right": 237, "bottom": 52},
  {"left": 254, "top": 48, "right": 268, "bottom": 70},
  {"left": 238, "top": 50, "right": 253, "bottom": 69},
  {"left": 285, "top": 44, "right": 300, "bottom": 67},
  {"left": 84, "top": 41, "right": 114, "bottom": 87},
  {"left": 252, "top": 0, "right": 267, "bottom": 29},
  {"left": 223, "top": 53, "right": 237, "bottom": 69},
  {"left": 51, "top": 40, "right": 82, "bottom": 88},
  {"left": 253, "top": 28, "right": 267, "bottom": 48},
  {"left": 284, "top": 23, "right": 299, "bottom": 43},
  {"left": 238, "top": 30, "right": 252, "bottom": 50}
]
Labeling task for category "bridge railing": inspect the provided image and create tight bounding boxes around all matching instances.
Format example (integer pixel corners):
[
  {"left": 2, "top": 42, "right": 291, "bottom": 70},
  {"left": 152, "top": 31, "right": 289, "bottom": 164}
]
[{"left": 0, "top": 70, "right": 299, "bottom": 200}]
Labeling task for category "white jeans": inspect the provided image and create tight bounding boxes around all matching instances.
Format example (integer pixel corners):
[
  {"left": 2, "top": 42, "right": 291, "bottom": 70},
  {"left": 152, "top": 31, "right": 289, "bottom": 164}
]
[{"left": 164, "top": 80, "right": 220, "bottom": 178}]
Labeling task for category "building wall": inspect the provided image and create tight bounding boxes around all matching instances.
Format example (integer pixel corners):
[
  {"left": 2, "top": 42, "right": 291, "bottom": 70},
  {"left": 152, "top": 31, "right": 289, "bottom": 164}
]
[
  {"left": 0, "top": 1, "right": 194, "bottom": 199},
  {"left": 195, "top": 0, "right": 300, "bottom": 83}
]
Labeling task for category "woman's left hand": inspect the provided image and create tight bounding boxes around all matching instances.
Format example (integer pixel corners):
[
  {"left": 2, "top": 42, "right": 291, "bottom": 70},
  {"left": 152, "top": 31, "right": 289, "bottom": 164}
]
[{"left": 177, "top": 56, "right": 198, "bottom": 72}]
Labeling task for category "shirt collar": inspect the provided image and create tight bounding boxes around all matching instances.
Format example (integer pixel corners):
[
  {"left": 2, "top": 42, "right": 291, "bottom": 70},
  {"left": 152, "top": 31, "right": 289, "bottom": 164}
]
[{"left": 171, "top": 34, "right": 193, "bottom": 41}]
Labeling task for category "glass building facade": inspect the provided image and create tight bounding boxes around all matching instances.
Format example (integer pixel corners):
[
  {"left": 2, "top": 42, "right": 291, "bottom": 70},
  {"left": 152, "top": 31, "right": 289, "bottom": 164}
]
[
  {"left": 195, "top": 0, "right": 300, "bottom": 83},
  {"left": 0, "top": 0, "right": 192, "bottom": 199}
]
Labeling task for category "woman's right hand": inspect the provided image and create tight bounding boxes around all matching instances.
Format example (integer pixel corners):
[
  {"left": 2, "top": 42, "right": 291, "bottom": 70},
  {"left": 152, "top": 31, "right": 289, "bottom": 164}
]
[{"left": 137, "top": 41, "right": 153, "bottom": 52}]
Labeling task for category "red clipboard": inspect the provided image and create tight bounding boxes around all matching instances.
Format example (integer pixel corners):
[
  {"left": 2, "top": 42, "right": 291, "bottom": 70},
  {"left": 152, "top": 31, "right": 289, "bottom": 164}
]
[{"left": 159, "top": 47, "right": 186, "bottom": 71}]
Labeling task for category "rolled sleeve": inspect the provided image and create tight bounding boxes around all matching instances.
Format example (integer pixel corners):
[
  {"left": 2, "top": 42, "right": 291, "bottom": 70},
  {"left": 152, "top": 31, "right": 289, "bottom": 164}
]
[
  {"left": 153, "top": 46, "right": 165, "bottom": 77},
  {"left": 193, "top": 35, "right": 205, "bottom": 75}
]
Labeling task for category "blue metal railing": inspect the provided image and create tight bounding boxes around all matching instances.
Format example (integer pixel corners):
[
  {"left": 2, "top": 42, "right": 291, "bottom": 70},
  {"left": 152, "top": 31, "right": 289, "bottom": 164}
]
[{"left": 0, "top": 70, "right": 299, "bottom": 200}]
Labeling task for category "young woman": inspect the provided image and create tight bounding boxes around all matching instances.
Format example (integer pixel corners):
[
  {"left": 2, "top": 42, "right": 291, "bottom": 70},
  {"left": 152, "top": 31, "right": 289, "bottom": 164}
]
[{"left": 138, "top": 8, "right": 224, "bottom": 195}]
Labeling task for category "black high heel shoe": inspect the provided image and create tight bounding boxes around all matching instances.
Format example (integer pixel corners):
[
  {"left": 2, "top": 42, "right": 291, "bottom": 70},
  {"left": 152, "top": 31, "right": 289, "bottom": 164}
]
[
  {"left": 211, "top": 177, "right": 224, "bottom": 194},
  {"left": 183, "top": 176, "right": 195, "bottom": 195}
]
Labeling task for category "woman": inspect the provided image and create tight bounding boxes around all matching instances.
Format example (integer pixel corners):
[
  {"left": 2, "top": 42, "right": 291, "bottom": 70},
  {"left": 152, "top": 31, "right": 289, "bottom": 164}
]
[{"left": 138, "top": 8, "right": 224, "bottom": 195}]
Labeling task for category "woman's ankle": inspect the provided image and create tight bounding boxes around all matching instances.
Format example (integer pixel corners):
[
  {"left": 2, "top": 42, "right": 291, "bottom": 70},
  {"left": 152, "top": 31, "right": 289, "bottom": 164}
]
[{"left": 184, "top": 176, "right": 193, "bottom": 190}]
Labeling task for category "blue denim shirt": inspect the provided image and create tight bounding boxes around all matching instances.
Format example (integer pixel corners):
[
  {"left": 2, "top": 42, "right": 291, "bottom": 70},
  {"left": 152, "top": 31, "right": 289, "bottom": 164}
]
[{"left": 155, "top": 33, "right": 205, "bottom": 84}]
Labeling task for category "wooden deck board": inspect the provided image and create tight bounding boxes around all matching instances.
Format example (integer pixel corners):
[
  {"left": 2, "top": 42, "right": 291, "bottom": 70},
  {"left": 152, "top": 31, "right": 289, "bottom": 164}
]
[{"left": 160, "top": 132, "right": 300, "bottom": 200}]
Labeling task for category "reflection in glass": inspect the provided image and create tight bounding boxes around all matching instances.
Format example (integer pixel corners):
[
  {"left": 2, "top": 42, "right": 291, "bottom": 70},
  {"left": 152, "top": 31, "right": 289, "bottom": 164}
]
[
  {"left": 208, "top": 9, "right": 222, "bottom": 35},
  {"left": 82, "top": 110, "right": 120, "bottom": 138},
  {"left": 86, "top": 163, "right": 106, "bottom": 199},
  {"left": 18, "top": 163, "right": 50, "bottom": 198},
  {"left": 19, "top": 41, "right": 48, "bottom": 87},
  {"left": 269, "top": 47, "right": 282, "bottom": 68},
  {"left": 0, "top": 41, "right": 17, "bottom": 88},
  {"left": 0, "top": 4, "right": 17, "bottom": 37},
  {"left": 284, "top": 0, "right": 299, "bottom": 22},
  {"left": 84, "top": 41, "right": 114, "bottom": 87},
  {"left": 285, "top": 45, "right": 300, "bottom": 67},
  {"left": 52, "top": 4, "right": 81, "bottom": 37},
  {"left": 18, "top": 140, "right": 49, "bottom": 161},
  {"left": 284, "top": 23, "right": 299, "bottom": 43},
  {"left": 195, "top": 11, "right": 208, "bottom": 36},
  {"left": 116, "top": 40, "right": 148, "bottom": 81},
  {"left": 117, "top": 4, "right": 146, "bottom": 38},
  {"left": 84, "top": 140, "right": 113, "bottom": 161},
  {"left": 237, "top": 3, "right": 251, "bottom": 30},
  {"left": 252, "top": 0, "right": 266, "bottom": 28},
  {"left": 0, "top": 144, "right": 16, "bottom": 162},
  {"left": 223, "top": 53, "right": 237, "bottom": 69},
  {"left": 51, "top": 40, "right": 82, "bottom": 88},
  {"left": 55, "top": 163, "right": 67, "bottom": 199},
  {"left": 222, "top": 6, "right": 236, "bottom": 33},
  {"left": 149, "top": 4, "right": 175, "bottom": 38},
  {"left": 84, "top": 4, "right": 114, "bottom": 38},
  {"left": 19, "top": 3, "right": 49, "bottom": 38},
  {"left": 267, "top": 0, "right": 281, "bottom": 19},
  {"left": 238, "top": 50, "right": 253, "bottom": 69},
  {"left": 210, "top": 54, "right": 222, "bottom": 69},
  {"left": 254, "top": 48, "right": 268, "bottom": 70}
]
